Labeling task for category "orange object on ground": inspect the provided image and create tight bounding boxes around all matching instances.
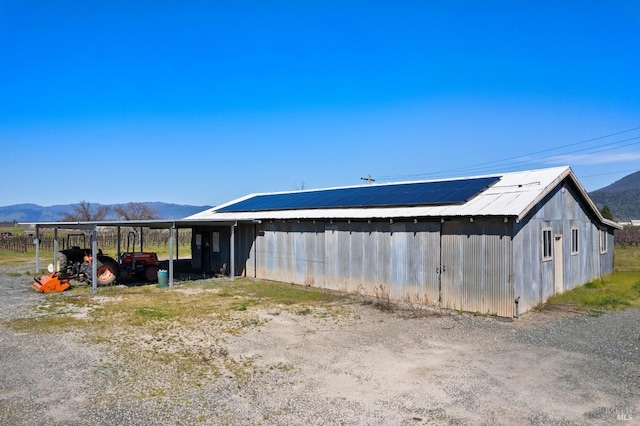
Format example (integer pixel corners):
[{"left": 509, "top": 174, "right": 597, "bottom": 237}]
[{"left": 33, "top": 272, "right": 71, "bottom": 293}]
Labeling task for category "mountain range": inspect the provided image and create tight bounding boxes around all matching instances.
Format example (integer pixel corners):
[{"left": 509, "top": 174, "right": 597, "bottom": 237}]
[
  {"left": 0, "top": 202, "right": 211, "bottom": 223},
  {"left": 589, "top": 170, "right": 640, "bottom": 221}
]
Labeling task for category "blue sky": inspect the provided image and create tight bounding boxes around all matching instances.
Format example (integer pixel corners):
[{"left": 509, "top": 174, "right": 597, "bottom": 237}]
[{"left": 1, "top": 1, "right": 639, "bottom": 207}]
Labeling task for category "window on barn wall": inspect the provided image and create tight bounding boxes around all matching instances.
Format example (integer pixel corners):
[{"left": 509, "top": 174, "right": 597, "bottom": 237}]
[
  {"left": 599, "top": 229, "right": 608, "bottom": 254},
  {"left": 542, "top": 228, "right": 553, "bottom": 261},
  {"left": 571, "top": 228, "right": 579, "bottom": 255}
]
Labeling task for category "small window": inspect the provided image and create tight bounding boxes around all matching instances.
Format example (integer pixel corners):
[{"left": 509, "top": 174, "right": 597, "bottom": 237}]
[
  {"left": 542, "top": 228, "right": 553, "bottom": 261},
  {"left": 599, "top": 229, "right": 608, "bottom": 254},
  {"left": 571, "top": 228, "right": 579, "bottom": 255}
]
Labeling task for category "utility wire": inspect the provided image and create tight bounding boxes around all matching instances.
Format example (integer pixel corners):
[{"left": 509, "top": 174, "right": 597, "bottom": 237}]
[
  {"left": 580, "top": 168, "right": 640, "bottom": 179},
  {"left": 376, "top": 126, "right": 640, "bottom": 181}
]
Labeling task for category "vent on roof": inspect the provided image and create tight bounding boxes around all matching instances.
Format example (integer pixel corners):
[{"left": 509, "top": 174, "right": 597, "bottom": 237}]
[{"left": 216, "top": 176, "right": 500, "bottom": 212}]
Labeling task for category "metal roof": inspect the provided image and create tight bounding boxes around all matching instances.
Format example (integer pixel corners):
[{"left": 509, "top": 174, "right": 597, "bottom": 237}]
[{"left": 186, "top": 166, "right": 621, "bottom": 229}]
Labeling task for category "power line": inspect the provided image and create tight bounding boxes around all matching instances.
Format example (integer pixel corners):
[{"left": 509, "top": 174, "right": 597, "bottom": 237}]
[
  {"left": 580, "top": 168, "right": 640, "bottom": 179},
  {"left": 376, "top": 126, "right": 640, "bottom": 181}
]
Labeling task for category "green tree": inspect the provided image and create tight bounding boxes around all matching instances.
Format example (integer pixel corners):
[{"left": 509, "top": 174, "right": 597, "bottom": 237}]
[{"left": 601, "top": 205, "right": 613, "bottom": 220}]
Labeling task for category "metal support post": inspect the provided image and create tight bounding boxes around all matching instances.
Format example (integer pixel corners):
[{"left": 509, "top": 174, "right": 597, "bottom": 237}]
[
  {"left": 35, "top": 225, "right": 40, "bottom": 273},
  {"left": 53, "top": 228, "right": 58, "bottom": 272},
  {"left": 230, "top": 222, "right": 236, "bottom": 280},
  {"left": 168, "top": 226, "right": 174, "bottom": 287},
  {"left": 92, "top": 228, "right": 98, "bottom": 294}
]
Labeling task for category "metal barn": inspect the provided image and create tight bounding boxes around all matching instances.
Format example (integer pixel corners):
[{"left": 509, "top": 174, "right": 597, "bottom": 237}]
[{"left": 188, "top": 166, "right": 620, "bottom": 317}]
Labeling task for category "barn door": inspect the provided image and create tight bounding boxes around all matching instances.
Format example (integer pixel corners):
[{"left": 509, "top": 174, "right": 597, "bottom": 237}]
[
  {"left": 440, "top": 221, "right": 461, "bottom": 310},
  {"left": 554, "top": 235, "right": 564, "bottom": 294}
]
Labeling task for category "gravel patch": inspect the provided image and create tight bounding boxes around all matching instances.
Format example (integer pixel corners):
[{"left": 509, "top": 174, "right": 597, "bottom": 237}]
[{"left": 1, "top": 267, "right": 638, "bottom": 425}]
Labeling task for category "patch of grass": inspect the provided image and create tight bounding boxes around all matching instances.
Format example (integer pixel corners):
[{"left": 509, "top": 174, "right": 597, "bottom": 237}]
[
  {"left": 134, "top": 307, "right": 172, "bottom": 320},
  {"left": 547, "top": 271, "right": 640, "bottom": 311},
  {"left": 231, "top": 279, "right": 344, "bottom": 305}
]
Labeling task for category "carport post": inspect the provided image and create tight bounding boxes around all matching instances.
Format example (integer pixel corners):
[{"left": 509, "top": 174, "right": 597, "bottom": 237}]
[
  {"left": 35, "top": 225, "right": 40, "bottom": 272},
  {"left": 53, "top": 228, "right": 58, "bottom": 272},
  {"left": 91, "top": 228, "right": 98, "bottom": 294},
  {"left": 230, "top": 222, "right": 236, "bottom": 280},
  {"left": 168, "top": 225, "right": 174, "bottom": 287}
]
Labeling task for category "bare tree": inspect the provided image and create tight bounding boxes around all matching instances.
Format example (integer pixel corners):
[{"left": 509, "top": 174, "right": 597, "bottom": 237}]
[
  {"left": 62, "top": 201, "right": 111, "bottom": 221},
  {"left": 114, "top": 202, "right": 159, "bottom": 220},
  {"left": 293, "top": 180, "right": 306, "bottom": 191}
]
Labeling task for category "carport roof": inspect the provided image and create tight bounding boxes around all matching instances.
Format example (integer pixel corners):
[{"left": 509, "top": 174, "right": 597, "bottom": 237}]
[{"left": 20, "top": 218, "right": 259, "bottom": 230}]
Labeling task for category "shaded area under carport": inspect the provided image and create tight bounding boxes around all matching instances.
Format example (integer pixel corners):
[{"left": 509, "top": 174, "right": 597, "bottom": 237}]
[{"left": 20, "top": 218, "right": 259, "bottom": 292}]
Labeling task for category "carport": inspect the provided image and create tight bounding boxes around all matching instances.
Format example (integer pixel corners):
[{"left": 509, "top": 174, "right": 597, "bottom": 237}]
[{"left": 23, "top": 218, "right": 258, "bottom": 292}]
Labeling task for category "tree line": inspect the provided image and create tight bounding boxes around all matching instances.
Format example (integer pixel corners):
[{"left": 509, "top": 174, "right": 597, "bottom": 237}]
[{"left": 63, "top": 201, "right": 159, "bottom": 221}]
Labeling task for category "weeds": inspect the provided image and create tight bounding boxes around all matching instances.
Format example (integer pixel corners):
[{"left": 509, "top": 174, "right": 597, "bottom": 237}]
[{"left": 373, "top": 284, "right": 393, "bottom": 312}]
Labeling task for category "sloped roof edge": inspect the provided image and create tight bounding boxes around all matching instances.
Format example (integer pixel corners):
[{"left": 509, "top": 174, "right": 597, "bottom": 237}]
[
  {"left": 186, "top": 167, "right": 622, "bottom": 230},
  {"left": 516, "top": 167, "right": 621, "bottom": 229}
]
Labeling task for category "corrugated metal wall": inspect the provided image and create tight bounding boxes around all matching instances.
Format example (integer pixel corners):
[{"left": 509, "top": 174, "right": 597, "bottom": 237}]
[
  {"left": 255, "top": 221, "right": 326, "bottom": 286},
  {"left": 250, "top": 219, "right": 513, "bottom": 315},
  {"left": 512, "top": 180, "right": 616, "bottom": 312},
  {"left": 441, "top": 219, "right": 512, "bottom": 316}
]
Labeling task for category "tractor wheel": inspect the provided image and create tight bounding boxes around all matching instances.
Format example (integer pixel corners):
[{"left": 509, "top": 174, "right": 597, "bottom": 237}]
[
  {"left": 58, "top": 252, "right": 69, "bottom": 272},
  {"left": 98, "top": 256, "right": 120, "bottom": 280},
  {"left": 96, "top": 264, "right": 117, "bottom": 286},
  {"left": 143, "top": 265, "right": 159, "bottom": 282}
]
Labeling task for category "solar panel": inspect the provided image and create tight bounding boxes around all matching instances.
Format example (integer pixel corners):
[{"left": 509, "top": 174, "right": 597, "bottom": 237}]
[{"left": 217, "top": 176, "right": 500, "bottom": 212}]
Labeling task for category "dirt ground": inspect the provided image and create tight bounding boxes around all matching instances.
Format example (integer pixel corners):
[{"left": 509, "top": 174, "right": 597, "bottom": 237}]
[{"left": 1, "top": 270, "right": 639, "bottom": 425}]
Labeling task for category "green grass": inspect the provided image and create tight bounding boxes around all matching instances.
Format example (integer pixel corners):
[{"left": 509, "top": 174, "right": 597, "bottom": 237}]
[
  {"left": 547, "top": 272, "right": 640, "bottom": 311},
  {"left": 546, "top": 245, "right": 640, "bottom": 311}
]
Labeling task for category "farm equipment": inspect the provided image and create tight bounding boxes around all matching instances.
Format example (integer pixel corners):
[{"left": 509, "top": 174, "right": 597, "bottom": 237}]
[
  {"left": 33, "top": 232, "right": 161, "bottom": 293},
  {"left": 54, "top": 234, "right": 118, "bottom": 286},
  {"left": 117, "top": 232, "right": 160, "bottom": 282},
  {"left": 33, "top": 272, "right": 70, "bottom": 293}
]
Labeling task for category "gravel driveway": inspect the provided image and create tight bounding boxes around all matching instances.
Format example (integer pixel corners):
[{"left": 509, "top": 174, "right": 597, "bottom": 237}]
[{"left": 1, "top": 266, "right": 638, "bottom": 425}]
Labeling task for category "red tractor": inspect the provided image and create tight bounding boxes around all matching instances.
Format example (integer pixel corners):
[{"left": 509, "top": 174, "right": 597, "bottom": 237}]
[
  {"left": 116, "top": 232, "right": 160, "bottom": 282},
  {"left": 35, "top": 233, "right": 160, "bottom": 292}
]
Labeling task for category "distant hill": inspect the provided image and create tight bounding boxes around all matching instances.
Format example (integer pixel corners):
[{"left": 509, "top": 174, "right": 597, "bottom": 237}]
[
  {"left": 589, "top": 170, "right": 640, "bottom": 221},
  {"left": 0, "top": 202, "right": 211, "bottom": 223}
]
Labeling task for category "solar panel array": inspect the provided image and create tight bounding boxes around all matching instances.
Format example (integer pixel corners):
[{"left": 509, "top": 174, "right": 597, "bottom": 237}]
[{"left": 217, "top": 176, "right": 500, "bottom": 212}]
